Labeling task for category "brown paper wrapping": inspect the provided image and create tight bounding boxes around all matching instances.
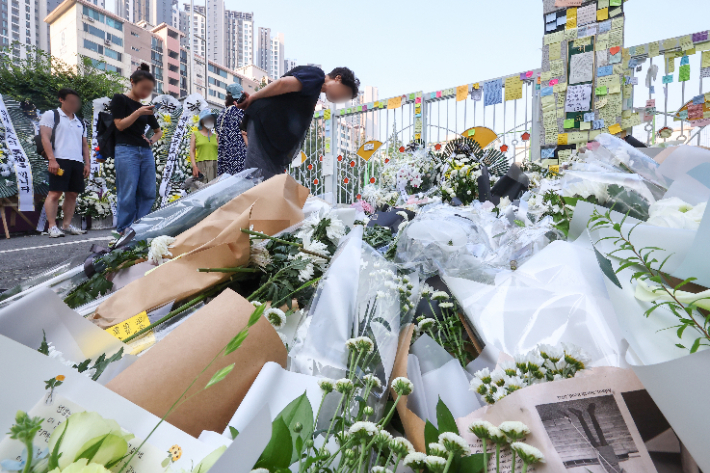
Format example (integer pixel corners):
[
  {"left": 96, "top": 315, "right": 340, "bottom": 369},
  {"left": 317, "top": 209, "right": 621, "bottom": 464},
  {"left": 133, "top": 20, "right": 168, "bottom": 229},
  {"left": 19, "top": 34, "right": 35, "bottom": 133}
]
[
  {"left": 105, "top": 289, "right": 287, "bottom": 437},
  {"left": 90, "top": 175, "right": 309, "bottom": 328},
  {"left": 390, "top": 324, "right": 427, "bottom": 453}
]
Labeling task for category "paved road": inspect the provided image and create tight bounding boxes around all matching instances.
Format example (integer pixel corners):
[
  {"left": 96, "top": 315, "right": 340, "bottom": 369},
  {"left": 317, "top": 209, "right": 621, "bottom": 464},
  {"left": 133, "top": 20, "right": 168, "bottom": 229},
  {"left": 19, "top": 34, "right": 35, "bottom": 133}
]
[{"left": 0, "top": 230, "right": 115, "bottom": 291}]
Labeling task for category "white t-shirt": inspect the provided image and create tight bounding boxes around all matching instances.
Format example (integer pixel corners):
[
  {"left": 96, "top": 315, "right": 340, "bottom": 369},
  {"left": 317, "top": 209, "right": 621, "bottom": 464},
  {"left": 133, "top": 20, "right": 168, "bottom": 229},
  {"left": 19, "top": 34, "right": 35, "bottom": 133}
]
[{"left": 39, "top": 108, "right": 87, "bottom": 163}]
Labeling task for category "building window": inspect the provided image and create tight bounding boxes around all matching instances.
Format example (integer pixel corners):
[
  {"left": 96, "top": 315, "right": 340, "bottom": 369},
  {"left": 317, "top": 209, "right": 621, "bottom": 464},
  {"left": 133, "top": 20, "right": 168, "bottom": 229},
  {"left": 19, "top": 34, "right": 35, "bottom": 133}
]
[
  {"left": 83, "top": 22, "right": 105, "bottom": 40},
  {"left": 168, "top": 63, "right": 178, "bottom": 72},
  {"left": 105, "top": 17, "right": 122, "bottom": 31},
  {"left": 131, "top": 31, "right": 139, "bottom": 37},
  {"left": 168, "top": 77, "right": 179, "bottom": 86},
  {"left": 104, "top": 47, "right": 121, "bottom": 61},
  {"left": 107, "top": 33, "right": 122, "bottom": 46},
  {"left": 168, "top": 50, "right": 178, "bottom": 59},
  {"left": 167, "top": 29, "right": 178, "bottom": 39},
  {"left": 83, "top": 38, "right": 103, "bottom": 54}
]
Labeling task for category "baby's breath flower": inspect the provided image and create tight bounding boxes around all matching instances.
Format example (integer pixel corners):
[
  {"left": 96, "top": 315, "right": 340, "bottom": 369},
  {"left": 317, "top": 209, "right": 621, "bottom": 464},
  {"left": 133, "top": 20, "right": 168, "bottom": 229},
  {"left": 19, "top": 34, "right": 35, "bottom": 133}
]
[
  {"left": 425, "top": 456, "right": 447, "bottom": 473},
  {"left": 390, "top": 437, "right": 415, "bottom": 457},
  {"left": 428, "top": 443, "right": 447, "bottom": 457},
  {"left": 318, "top": 378, "right": 334, "bottom": 394},
  {"left": 265, "top": 308, "right": 286, "bottom": 328},
  {"left": 499, "top": 421, "right": 530, "bottom": 440},
  {"left": 510, "top": 442, "right": 545, "bottom": 465},
  {"left": 438, "top": 432, "right": 470, "bottom": 456},
  {"left": 468, "top": 420, "right": 495, "bottom": 440},
  {"left": 335, "top": 378, "right": 354, "bottom": 394},
  {"left": 392, "top": 377, "right": 414, "bottom": 396},
  {"left": 403, "top": 452, "right": 427, "bottom": 469}
]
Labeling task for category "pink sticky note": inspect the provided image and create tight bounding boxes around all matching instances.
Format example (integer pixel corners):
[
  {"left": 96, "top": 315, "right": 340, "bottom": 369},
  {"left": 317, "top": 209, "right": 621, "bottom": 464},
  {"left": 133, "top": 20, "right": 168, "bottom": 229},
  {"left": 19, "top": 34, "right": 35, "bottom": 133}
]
[
  {"left": 415, "top": 97, "right": 422, "bottom": 104},
  {"left": 587, "top": 142, "right": 601, "bottom": 151},
  {"left": 436, "top": 91, "right": 442, "bottom": 98},
  {"left": 526, "top": 71, "right": 534, "bottom": 78},
  {"left": 549, "top": 79, "right": 559, "bottom": 86},
  {"left": 362, "top": 105, "right": 367, "bottom": 111},
  {"left": 646, "top": 99, "right": 656, "bottom": 108}
]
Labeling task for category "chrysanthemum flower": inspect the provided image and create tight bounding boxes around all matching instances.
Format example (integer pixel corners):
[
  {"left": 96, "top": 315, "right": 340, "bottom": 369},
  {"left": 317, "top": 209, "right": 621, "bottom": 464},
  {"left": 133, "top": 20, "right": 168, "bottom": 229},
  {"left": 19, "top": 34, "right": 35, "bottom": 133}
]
[
  {"left": 403, "top": 452, "right": 427, "bottom": 468},
  {"left": 425, "top": 455, "right": 447, "bottom": 473},
  {"left": 318, "top": 378, "right": 334, "bottom": 394},
  {"left": 335, "top": 378, "right": 354, "bottom": 394},
  {"left": 499, "top": 421, "right": 530, "bottom": 440},
  {"left": 438, "top": 432, "right": 471, "bottom": 456},
  {"left": 392, "top": 377, "right": 414, "bottom": 396},
  {"left": 265, "top": 308, "right": 286, "bottom": 328},
  {"left": 510, "top": 442, "right": 545, "bottom": 465}
]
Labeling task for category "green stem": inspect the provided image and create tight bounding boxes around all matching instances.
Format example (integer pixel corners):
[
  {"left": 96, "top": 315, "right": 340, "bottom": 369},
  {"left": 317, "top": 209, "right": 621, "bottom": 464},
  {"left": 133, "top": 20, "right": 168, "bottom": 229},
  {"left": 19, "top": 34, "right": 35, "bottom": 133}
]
[
  {"left": 122, "top": 293, "right": 208, "bottom": 343},
  {"left": 482, "top": 438, "right": 488, "bottom": 472},
  {"left": 322, "top": 394, "right": 346, "bottom": 447},
  {"left": 272, "top": 277, "right": 321, "bottom": 308},
  {"left": 522, "top": 461, "right": 528, "bottom": 473},
  {"left": 357, "top": 439, "right": 367, "bottom": 473},
  {"left": 392, "top": 454, "right": 403, "bottom": 473},
  {"left": 373, "top": 445, "right": 384, "bottom": 468},
  {"left": 511, "top": 451, "right": 516, "bottom": 473},
  {"left": 21, "top": 441, "right": 33, "bottom": 473},
  {"left": 442, "top": 453, "right": 455, "bottom": 473},
  {"left": 496, "top": 443, "right": 501, "bottom": 473},
  {"left": 242, "top": 229, "right": 331, "bottom": 260},
  {"left": 378, "top": 394, "right": 401, "bottom": 428},
  {"left": 197, "top": 267, "right": 259, "bottom": 273},
  {"left": 314, "top": 392, "right": 327, "bottom": 428}
]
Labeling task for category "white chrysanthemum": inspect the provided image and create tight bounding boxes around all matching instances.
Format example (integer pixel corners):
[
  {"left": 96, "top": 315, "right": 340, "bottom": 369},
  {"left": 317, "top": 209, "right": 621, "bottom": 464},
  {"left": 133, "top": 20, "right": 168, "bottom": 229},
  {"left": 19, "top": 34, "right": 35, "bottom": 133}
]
[
  {"left": 438, "top": 302, "right": 454, "bottom": 309},
  {"left": 526, "top": 352, "right": 544, "bottom": 370},
  {"left": 500, "top": 360, "right": 518, "bottom": 376},
  {"left": 147, "top": 235, "right": 176, "bottom": 265},
  {"left": 345, "top": 336, "right": 375, "bottom": 354},
  {"left": 538, "top": 344, "right": 564, "bottom": 363},
  {"left": 264, "top": 308, "right": 286, "bottom": 328},
  {"left": 417, "top": 318, "right": 436, "bottom": 331},
  {"left": 431, "top": 291, "right": 449, "bottom": 301},
  {"left": 326, "top": 216, "right": 347, "bottom": 242},
  {"left": 349, "top": 421, "right": 378, "bottom": 438},
  {"left": 318, "top": 378, "right": 334, "bottom": 393},
  {"left": 251, "top": 301, "right": 262, "bottom": 307},
  {"left": 470, "top": 377, "right": 487, "bottom": 395},
  {"left": 499, "top": 421, "right": 530, "bottom": 440},
  {"left": 510, "top": 442, "right": 545, "bottom": 464},
  {"left": 497, "top": 196, "right": 511, "bottom": 210},
  {"left": 504, "top": 376, "right": 526, "bottom": 391},
  {"left": 371, "top": 467, "right": 392, "bottom": 473},
  {"left": 396, "top": 211, "right": 410, "bottom": 221},
  {"left": 490, "top": 368, "right": 506, "bottom": 386},
  {"left": 403, "top": 452, "right": 428, "bottom": 468},
  {"left": 249, "top": 240, "right": 272, "bottom": 270},
  {"left": 492, "top": 389, "right": 508, "bottom": 402},
  {"left": 297, "top": 260, "right": 315, "bottom": 283},
  {"left": 438, "top": 432, "right": 471, "bottom": 456},
  {"left": 474, "top": 368, "right": 492, "bottom": 383},
  {"left": 251, "top": 469, "right": 270, "bottom": 473},
  {"left": 428, "top": 443, "right": 447, "bottom": 457},
  {"left": 389, "top": 437, "right": 415, "bottom": 456},
  {"left": 363, "top": 373, "right": 382, "bottom": 390},
  {"left": 425, "top": 455, "right": 447, "bottom": 473},
  {"left": 392, "top": 377, "right": 414, "bottom": 396},
  {"left": 373, "top": 430, "right": 393, "bottom": 447},
  {"left": 563, "top": 343, "right": 591, "bottom": 369},
  {"left": 468, "top": 420, "right": 495, "bottom": 439},
  {"left": 488, "top": 425, "right": 507, "bottom": 443},
  {"left": 335, "top": 378, "right": 354, "bottom": 394},
  {"left": 300, "top": 239, "right": 330, "bottom": 267}
]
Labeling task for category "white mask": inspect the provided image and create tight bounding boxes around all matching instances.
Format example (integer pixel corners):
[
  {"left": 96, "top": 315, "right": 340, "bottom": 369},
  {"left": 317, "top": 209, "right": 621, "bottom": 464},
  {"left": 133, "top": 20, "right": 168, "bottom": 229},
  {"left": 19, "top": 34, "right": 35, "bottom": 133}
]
[{"left": 203, "top": 121, "right": 215, "bottom": 130}]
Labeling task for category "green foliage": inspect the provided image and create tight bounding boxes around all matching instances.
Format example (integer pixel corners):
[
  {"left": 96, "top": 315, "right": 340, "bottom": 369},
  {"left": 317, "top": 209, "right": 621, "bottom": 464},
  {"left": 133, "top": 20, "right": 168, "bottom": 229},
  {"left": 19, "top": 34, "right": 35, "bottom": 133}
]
[
  {"left": 38, "top": 330, "right": 50, "bottom": 355},
  {"left": 205, "top": 364, "right": 235, "bottom": 390},
  {"left": 421, "top": 403, "right": 485, "bottom": 473},
  {"left": 274, "top": 392, "right": 314, "bottom": 464},
  {"left": 0, "top": 44, "right": 127, "bottom": 117},
  {"left": 8, "top": 411, "right": 44, "bottom": 444},
  {"left": 436, "top": 397, "right": 459, "bottom": 435},
  {"left": 254, "top": 418, "right": 293, "bottom": 470},
  {"left": 363, "top": 224, "right": 394, "bottom": 249}
]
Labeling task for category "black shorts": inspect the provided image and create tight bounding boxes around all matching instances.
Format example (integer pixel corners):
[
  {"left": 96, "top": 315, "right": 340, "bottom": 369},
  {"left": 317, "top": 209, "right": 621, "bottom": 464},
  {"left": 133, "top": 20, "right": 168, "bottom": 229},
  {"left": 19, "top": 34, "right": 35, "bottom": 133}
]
[{"left": 48, "top": 159, "right": 85, "bottom": 194}]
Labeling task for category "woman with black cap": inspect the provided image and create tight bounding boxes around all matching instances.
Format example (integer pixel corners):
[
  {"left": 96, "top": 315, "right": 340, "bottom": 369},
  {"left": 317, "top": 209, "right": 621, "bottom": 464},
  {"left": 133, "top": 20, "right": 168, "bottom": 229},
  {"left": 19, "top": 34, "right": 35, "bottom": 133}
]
[{"left": 215, "top": 82, "right": 248, "bottom": 176}]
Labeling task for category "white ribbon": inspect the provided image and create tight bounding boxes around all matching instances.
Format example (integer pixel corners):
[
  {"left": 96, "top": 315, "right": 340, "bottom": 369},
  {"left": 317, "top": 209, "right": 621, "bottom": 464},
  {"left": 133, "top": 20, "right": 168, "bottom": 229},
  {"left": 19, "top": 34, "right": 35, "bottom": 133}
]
[
  {"left": 0, "top": 94, "right": 34, "bottom": 212},
  {"left": 158, "top": 93, "right": 207, "bottom": 207}
]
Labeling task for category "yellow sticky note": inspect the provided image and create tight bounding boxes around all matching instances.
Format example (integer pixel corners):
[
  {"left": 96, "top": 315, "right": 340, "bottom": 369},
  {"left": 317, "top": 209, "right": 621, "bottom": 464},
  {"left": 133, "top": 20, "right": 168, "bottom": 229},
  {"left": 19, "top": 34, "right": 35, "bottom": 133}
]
[
  {"left": 596, "top": 98, "right": 608, "bottom": 109},
  {"left": 456, "top": 85, "right": 468, "bottom": 102},
  {"left": 472, "top": 82, "right": 480, "bottom": 90},
  {"left": 597, "top": 7, "right": 608, "bottom": 21},
  {"left": 680, "top": 35, "right": 694, "bottom": 51},
  {"left": 549, "top": 42, "right": 562, "bottom": 61},
  {"left": 505, "top": 76, "right": 523, "bottom": 101},
  {"left": 648, "top": 41, "right": 660, "bottom": 58},
  {"left": 549, "top": 165, "right": 560, "bottom": 175},
  {"left": 541, "top": 71, "right": 552, "bottom": 81},
  {"left": 705, "top": 92, "right": 710, "bottom": 102},
  {"left": 580, "top": 121, "right": 592, "bottom": 130},
  {"left": 609, "top": 84, "right": 621, "bottom": 94},
  {"left": 557, "top": 133, "right": 569, "bottom": 145},
  {"left": 663, "top": 38, "right": 679, "bottom": 51},
  {"left": 568, "top": 131, "right": 589, "bottom": 144},
  {"left": 387, "top": 97, "right": 402, "bottom": 109},
  {"left": 608, "top": 123, "right": 623, "bottom": 135},
  {"left": 566, "top": 7, "right": 577, "bottom": 30},
  {"left": 106, "top": 311, "right": 151, "bottom": 341},
  {"left": 702, "top": 51, "right": 710, "bottom": 68},
  {"left": 696, "top": 42, "right": 710, "bottom": 52},
  {"left": 323, "top": 109, "right": 331, "bottom": 120}
]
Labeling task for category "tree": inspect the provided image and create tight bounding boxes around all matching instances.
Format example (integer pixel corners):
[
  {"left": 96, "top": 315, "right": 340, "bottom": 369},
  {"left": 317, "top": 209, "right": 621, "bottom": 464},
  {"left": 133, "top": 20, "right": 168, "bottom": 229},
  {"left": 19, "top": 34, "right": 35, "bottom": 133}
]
[
  {"left": 255, "top": 76, "right": 269, "bottom": 91},
  {"left": 302, "top": 121, "right": 324, "bottom": 158},
  {"left": 0, "top": 43, "right": 127, "bottom": 117}
]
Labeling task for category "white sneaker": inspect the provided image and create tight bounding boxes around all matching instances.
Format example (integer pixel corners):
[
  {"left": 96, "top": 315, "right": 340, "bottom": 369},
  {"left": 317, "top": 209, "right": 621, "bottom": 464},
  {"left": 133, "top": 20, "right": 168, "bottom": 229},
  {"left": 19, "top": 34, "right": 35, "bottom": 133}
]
[
  {"left": 62, "top": 224, "right": 87, "bottom": 235},
  {"left": 48, "top": 226, "right": 65, "bottom": 238}
]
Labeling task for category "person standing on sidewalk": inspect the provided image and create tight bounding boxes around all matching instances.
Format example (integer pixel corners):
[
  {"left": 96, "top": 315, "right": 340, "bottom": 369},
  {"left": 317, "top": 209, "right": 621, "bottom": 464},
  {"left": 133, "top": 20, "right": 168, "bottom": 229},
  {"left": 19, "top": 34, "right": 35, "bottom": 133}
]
[
  {"left": 215, "top": 83, "right": 248, "bottom": 176},
  {"left": 40, "top": 88, "right": 90, "bottom": 238},
  {"left": 189, "top": 109, "right": 219, "bottom": 182},
  {"left": 111, "top": 63, "right": 162, "bottom": 234}
]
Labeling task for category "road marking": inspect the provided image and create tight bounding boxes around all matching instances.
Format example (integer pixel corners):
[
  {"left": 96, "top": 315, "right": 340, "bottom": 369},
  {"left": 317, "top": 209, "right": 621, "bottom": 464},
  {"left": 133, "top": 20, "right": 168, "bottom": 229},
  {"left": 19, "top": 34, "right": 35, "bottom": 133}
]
[{"left": 0, "top": 236, "right": 114, "bottom": 254}]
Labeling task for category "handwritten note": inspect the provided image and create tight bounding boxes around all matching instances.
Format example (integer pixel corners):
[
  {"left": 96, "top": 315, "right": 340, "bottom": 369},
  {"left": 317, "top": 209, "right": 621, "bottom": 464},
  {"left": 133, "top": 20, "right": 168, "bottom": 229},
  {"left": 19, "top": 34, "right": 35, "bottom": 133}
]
[
  {"left": 596, "top": 50, "right": 609, "bottom": 67},
  {"left": 564, "top": 118, "right": 576, "bottom": 129},
  {"left": 550, "top": 59, "right": 565, "bottom": 78},
  {"left": 580, "top": 121, "right": 591, "bottom": 130},
  {"left": 576, "top": 4, "right": 596, "bottom": 26},
  {"left": 566, "top": 84, "right": 593, "bottom": 112},
  {"left": 680, "top": 35, "right": 694, "bottom": 51},
  {"left": 599, "top": 20, "right": 612, "bottom": 33},
  {"left": 545, "top": 31, "right": 564, "bottom": 45},
  {"left": 549, "top": 42, "right": 562, "bottom": 61},
  {"left": 566, "top": 7, "right": 578, "bottom": 29},
  {"left": 596, "top": 97, "right": 608, "bottom": 109},
  {"left": 484, "top": 79, "right": 502, "bottom": 106},
  {"left": 595, "top": 86, "right": 608, "bottom": 96},
  {"left": 702, "top": 51, "right": 710, "bottom": 68},
  {"left": 679, "top": 64, "right": 691, "bottom": 82},
  {"left": 387, "top": 97, "right": 402, "bottom": 109},
  {"left": 555, "top": 0, "right": 583, "bottom": 5},
  {"left": 569, "top": 51, "right": 594, "bottom": 84},
  {"left": 557, "top": 133, "right": 569, "bottom": 145},
  {"left": 456, "top": 85, "right": 468, "bottom": 102},
  {"left": 648, "top": 41, "right": 660, "bottom": 58},
  {"left": 593, "top": 119, "right": 606, "bottom": 130},
  {"left": 596, "top": 32, "right": 610, "bottom": 51},
  {"left": 505, "top": 77, "right": 523, "bottom": 101}
]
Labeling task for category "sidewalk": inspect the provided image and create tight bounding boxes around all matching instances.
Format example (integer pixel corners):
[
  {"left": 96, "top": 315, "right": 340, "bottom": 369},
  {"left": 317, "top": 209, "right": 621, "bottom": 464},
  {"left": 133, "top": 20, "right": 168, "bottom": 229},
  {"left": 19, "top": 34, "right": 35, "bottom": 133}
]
[{"left": 0, "top": 230, "right": 115, "bottom": 291}]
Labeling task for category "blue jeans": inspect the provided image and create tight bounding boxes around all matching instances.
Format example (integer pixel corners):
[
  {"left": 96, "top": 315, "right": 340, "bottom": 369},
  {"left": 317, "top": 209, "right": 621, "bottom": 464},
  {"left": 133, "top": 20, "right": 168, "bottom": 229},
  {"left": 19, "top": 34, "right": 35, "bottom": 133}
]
[{"left": 115, "top": 145, "right": 156, "bottom": 233}]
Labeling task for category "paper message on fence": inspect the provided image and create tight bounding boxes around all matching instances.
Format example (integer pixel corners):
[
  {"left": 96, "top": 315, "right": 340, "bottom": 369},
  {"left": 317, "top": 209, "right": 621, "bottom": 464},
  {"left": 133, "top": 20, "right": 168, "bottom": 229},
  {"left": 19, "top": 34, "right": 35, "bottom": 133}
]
[
  {"left": 566, "top": 84, "right": 593, "bottom": 112},
  {"left": 569, "top": 51, "right": 594, "bottom": 84}
]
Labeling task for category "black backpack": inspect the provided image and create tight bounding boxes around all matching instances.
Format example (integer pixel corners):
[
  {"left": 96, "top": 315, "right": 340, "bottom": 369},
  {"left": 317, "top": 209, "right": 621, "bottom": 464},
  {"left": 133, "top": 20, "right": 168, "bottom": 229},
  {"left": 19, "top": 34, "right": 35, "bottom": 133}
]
[
  {"left": 34, "top": 109, "right": 86, "bottom": 158},
  {"left": 95, "top": 111, "right": 116, "bottom": 162}
]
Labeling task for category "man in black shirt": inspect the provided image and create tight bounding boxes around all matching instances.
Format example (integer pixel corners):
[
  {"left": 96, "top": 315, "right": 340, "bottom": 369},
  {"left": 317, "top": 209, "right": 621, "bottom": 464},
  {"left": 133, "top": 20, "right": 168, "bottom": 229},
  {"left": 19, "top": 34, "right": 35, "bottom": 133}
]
[{"left": 237, "top": 66, "right": 360, "bottom": 179}]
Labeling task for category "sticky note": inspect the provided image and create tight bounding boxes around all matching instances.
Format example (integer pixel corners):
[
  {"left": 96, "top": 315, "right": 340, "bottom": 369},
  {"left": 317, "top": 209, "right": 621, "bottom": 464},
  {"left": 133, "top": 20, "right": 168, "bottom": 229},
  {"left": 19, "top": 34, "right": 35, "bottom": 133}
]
[
  {"left": 648, "top": 41, "right": 660, "bottom": 58},
  {"left": 662, "top": 74, "right": 674, "bottom": 84},
  {"left": 549, "top": 78, "right": 559, "bottom": 86},
  {"left": 467, "top": 129, "right": 476, "bottom": 137},
  {"left": 610, "top": 0, "right": 621, "bottom": 5},
  {"left": 557, "top": 133, "right": 569, "bottom": 145},
  {"left": 566, "top": 7, "right": 577, "bottom": 29},
  {"left": 597, "top": 8, "right": 609, "bottom": 21},
  {"left": 564, "top": 118, "right": 576, "bottom": 129},
  {"left": 608, "top": 123, "right": 623, "bottom": 134},
  {"left": 505, "top": 76, "right": 523, "bottom": 101},
  {"left": 596, "top": 98, "right": 608, "bottom": 109},
  {"left": 609, "top": 7, "right": 621, "bottom": 17},
  {"left": 598, "top": 65, "right": 613, "bottom": 77},
  {"left": 456, "top": 85, "right": 468, "bottom": 102},
  {"left": 599, "top": 20, "right": 612, "bottom": 33},
  {"left": 596, "top": 86, "right": 608, "bottom": 96},
  {"left": 580, "top": 121, "right": 592, "bottom": 130},
  {"left": 679, "top": 110, "right": 688, "bottom": 120},
  {"left": 541, "top": 148, "right": 555, "bottom": 159},
  {"left": 680, "top": 55, "right": 690, "bottom": 66},
  {"left": 609, "top": 84, "right": 621, "bottom": 94},
  {"left": 541, "top": 86, "right": 554, "bottom": 97},
  {"left": 680, "top": 35, "right": 695, "bottom": 51},
  {"left": 593, "top": 119, "right": 605, "bottom": 130},
  {"left": 583, "top": 112, "right": 595, "bottom": 122},
  {"left": 549, "top": 42, "right": 562, "bottom": 61},
  {"left": 106, "top": 311, "right": 150, "bottom": 341},
  {"left": 597, "top": 0, "right": 609, "bottom": 7},
  {"left": 387, "top": 97, "right": 402, "bottom": 109},
  {"left": 679, "top": 64, "right": 691, "bottom": 82}
]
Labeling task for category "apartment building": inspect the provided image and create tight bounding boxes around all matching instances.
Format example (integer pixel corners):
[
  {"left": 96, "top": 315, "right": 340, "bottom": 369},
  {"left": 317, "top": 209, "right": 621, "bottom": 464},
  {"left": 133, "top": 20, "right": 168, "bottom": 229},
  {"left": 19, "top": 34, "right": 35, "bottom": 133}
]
[
  {"left": 150, "top": 21, "right": 187, "bottom": 97},
  {"left": 195, "top": 56, "right": 258, "bottom": 108},
  {"left": 224, "top": 9, "right": 251, "bottom": 70},
  {"left": 284, "top": 58, "right": 296, "bottom": 74},
  {"left": 114, "top": 0, "right": 168, "bottom": 26}
]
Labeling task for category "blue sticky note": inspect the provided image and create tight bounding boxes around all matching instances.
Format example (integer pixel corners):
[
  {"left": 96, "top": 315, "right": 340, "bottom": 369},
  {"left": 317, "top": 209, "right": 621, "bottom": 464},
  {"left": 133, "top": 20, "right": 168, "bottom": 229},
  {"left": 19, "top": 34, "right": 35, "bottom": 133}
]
[
  {"left": 584, "top": 113, "right": 595, "bottom": 122},
  {"left": 557, "top": 15, "right": 567, "bottom": 26},
  {"left": 541, "top": 148, "right": 555, "bottom": 159},
  {"left": 693, "top": 95, "right": 705, "bottom": 105},
  {"left": 484, "top": 79, "right": 503, "bottom": 107},
  {"left": 679, "top": 110, "right": 689, "bottom": 119},
  {"left": 593, "top": 119, "right": 605, "bottom": 130},
  {"left": 541, "top": 86, "right": 554, "bottom": 97},
  {"left": 546, "top": 12, "right": 556, "bottom": 22},
  {"left": 662, "top": 74, "right": 674, "bottom": 84},
  {"left": 599, "top": 20, "right": 612, "bottom": 33},
  {"left": 598, "top": 66, "right": 613, "bottom": 77},
  {"left": 546, "top": 22, "right": 557, "bottom": 32},
  {"left": 650, "top": 86, "right": 655, "bottom": 94},
  {"left": 628, "top": 58, "right": 638, "bottom": 69},
  {"left": 680, "top": 55, "right": 690, "bottom": 66},
  {"left": 430, "top": 92, "right": 437, "bottom": 99},
  {"left": 609, "top": 53, "right": 622, "bottom": 64}
]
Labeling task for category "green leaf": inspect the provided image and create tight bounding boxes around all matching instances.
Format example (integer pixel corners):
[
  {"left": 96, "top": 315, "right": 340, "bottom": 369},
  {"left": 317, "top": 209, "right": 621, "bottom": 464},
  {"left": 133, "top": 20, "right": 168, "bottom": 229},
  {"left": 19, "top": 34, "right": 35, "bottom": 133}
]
[
  {"left": 458, "top": 453, "right": 485, "bottom": 473},
  {"left": 436, "top": 397, "right": 459, "bottom": 435},
  {"left": 690, "top": 338, "right": 701, "bottom": 353},
  {"left": 229, "top": 426, "right": 239, "bottom": 440},
  {"left": 593, "top": 247, "right": 622, "bottom": 289},
  {"left": 224, "top": 330, "right": 249, "bottom": 356},
  {"left": 424, "top": 420, "right": 439, "bottom": 454},
  {"left": 254, "top": 418, "right": 293, "bottom": 470},
  {"left": 205, "top": 363, "right": 235, "bottom": 390},
  {"left": 248, "top": 304, "right": 266, "bottom": 327},
  {"left": 274, "top": 392, "right": 314, "bottom": 464},
  {"left": 47, "top": 417, "right": 68, "bottom": 470},
  {"left": 38, "top": 330, "right": 50, "bottom": 355},
  {"left": 75, "top": 434, "right": 109, "bottom": 463}
]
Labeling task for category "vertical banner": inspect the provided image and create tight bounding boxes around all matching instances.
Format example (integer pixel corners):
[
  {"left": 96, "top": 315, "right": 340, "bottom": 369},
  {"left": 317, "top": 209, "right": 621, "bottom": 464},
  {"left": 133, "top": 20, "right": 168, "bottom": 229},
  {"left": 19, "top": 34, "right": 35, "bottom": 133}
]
[
  {"left": 0, "top": 94, "right": 34, "bottom": 212},
  {"left": 158, "top": 94, "right": 206, "bottom": 207},
  {"left": 91, "top": 97, "right": 112, "bottom": 179}
]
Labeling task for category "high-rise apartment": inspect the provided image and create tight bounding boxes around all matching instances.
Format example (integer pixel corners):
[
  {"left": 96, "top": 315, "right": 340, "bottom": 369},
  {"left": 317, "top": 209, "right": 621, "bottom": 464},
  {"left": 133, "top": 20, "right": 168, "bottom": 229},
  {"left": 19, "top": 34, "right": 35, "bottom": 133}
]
[
  {"left": 256, "top": 27, "right": 284, "bottom": 81},
  {"left": 255, "top": 26, "right": 270, "bottom": 75},
  {"left": 224, "top": 10, "right": 251, "bottom": 70},
  {"left": 178, "top": 3, "right": 204, "bottom": 58},
  {"left": 284, "top": 58, "right": 296, "bottom": 74},
  {"left": 270, "top": 31, "right": 283, "bottom": 79},
  {"left": 204, "top": 0, "right": 221, "bottom": 63},
  {"left": 114, "top": 0, "right": 169, "bottom": 27}
]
